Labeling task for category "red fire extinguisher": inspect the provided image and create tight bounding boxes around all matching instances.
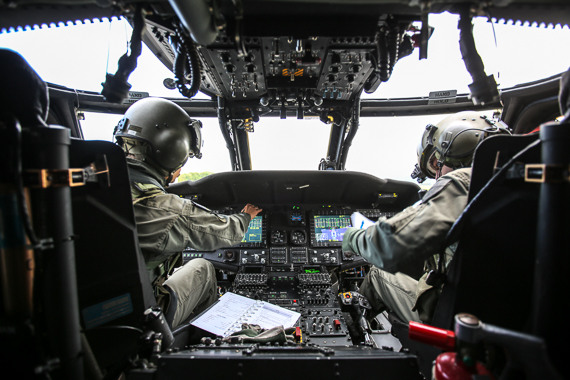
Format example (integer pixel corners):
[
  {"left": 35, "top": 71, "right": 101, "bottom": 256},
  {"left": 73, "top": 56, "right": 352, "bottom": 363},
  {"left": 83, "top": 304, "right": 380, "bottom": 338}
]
[{"left": 409, "top": 314, "right": 495, "bottom": 380}]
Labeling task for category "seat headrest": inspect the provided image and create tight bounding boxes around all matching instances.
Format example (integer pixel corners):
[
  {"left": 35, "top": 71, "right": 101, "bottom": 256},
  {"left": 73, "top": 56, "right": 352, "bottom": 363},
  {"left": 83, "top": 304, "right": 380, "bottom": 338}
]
[{"left": 0, "top": 49, "right": 49, "bottom": 128}]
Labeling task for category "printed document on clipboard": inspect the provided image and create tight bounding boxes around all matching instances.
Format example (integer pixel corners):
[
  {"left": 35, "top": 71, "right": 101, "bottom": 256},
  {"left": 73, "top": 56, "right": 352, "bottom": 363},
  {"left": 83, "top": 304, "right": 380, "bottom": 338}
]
[{"left": 190, "top": 292, "right": 301, "bottom": 337}]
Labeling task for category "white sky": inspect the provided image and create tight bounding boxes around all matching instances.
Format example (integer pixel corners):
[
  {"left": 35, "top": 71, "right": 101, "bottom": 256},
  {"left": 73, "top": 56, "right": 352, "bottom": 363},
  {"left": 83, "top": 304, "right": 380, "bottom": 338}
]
[{"left": 1, "top": 12, "right": 569, "bottom": 182}]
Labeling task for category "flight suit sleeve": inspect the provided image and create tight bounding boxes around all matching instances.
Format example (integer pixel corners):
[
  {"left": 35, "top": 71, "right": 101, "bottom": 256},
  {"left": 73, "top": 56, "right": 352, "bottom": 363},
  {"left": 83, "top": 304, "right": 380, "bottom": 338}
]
[
  {"left": 167, "top": 197, "right": 252, "bottom": 252},
  {"left": 342, "top": 169, "right": 470, "bottom": 274},
  {"left": 135, "top": 193, "right": 252, "bottom": 266}
]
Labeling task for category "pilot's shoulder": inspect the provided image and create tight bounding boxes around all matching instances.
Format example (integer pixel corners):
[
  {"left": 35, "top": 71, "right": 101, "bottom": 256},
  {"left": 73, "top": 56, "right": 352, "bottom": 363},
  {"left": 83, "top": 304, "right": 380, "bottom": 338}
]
[
  {"left": 422, "top": 168, "right": 471, "bottom": 203},
  {"left": 447, "top": 167, "right": 472, "bottom": 184}
]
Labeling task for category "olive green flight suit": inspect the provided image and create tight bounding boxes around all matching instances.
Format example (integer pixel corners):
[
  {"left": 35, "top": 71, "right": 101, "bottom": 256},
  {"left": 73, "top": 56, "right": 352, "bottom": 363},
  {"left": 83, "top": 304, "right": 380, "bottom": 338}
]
[
  {"left": 127, "top": 158, "right": 251, "bottom": 327},
  {"left": 342, "top": 168, "right": 471, "bottom": 323}
]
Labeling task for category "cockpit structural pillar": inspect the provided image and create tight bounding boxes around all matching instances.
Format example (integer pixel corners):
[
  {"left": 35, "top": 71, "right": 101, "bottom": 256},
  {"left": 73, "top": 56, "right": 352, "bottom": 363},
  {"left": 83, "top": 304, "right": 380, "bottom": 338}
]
[
  {"left": 217, "top": 97, "right": 253, "bottom": 171},
  {"left": 320, "top": 96, "right": 361, "bottom": 171}
]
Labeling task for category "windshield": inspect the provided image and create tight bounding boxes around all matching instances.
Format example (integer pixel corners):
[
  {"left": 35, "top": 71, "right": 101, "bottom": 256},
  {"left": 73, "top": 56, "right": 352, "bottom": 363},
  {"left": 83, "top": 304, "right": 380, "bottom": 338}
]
[
  {"left": 2, "top": 13, "right": 569, "bottom": 182},
  {"left": 363, "top": 13, "right": 570, "bottom": 98},
  {"left": 0, "top": 18, "right": 177, "bottom": 97}
]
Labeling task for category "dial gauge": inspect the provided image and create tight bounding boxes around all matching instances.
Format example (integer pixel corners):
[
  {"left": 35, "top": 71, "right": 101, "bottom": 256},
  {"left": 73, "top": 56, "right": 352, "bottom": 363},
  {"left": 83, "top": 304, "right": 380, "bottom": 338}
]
[
  {"left": 271, "top": 230, "right": 287, "bottom": 244},
  {"left": 290, "top": 230, "right": 307, "bottom": 245}
]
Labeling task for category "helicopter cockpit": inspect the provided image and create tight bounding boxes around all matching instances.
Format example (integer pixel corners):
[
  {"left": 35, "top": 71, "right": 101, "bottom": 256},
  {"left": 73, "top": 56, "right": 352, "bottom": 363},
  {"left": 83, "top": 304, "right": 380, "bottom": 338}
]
[{"left": 1, "top": 1, "right": 569, "bottom": 379}]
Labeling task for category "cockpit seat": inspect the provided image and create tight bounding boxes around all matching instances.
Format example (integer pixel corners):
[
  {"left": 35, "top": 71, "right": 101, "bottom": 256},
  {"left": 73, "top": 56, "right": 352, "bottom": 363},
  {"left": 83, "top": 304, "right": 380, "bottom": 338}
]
[
  {"left": 431, "top": 132, "right": 541, "bottom": 332},
  {"left": 0, "top": 48, "right": 158, "bottom": 376},
  {"left": 388, "top": 132, "right": 542, "bottom": 377},
  {"left": 70, "top": 139, "right": 157, "bottom": 371}
]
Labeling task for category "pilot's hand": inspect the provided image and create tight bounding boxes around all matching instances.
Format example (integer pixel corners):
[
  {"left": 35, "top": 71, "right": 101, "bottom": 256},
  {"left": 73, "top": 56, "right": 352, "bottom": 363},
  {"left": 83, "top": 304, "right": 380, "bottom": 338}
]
[{"left": 241, "top": 203, "right": 262, "bottom": 219}]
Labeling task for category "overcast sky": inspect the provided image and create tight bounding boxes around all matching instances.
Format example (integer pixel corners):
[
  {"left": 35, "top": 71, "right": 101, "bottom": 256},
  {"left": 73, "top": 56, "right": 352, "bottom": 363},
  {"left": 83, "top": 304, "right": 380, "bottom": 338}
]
[{"left": 1, "top": 12, "right": 569, "bottom": 182}]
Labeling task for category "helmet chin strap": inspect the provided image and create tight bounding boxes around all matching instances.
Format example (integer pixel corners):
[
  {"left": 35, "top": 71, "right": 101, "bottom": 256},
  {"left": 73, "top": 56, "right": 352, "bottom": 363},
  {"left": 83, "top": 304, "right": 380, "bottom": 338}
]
[
  {"left": 435, "top": 160, "right": 444, "bottom": 179},
  {"left": 165, "top": 166, "right": 184, "bottom": 185},
  {"left": 429, "top": 153, "right": 444, "bottom": 179}
]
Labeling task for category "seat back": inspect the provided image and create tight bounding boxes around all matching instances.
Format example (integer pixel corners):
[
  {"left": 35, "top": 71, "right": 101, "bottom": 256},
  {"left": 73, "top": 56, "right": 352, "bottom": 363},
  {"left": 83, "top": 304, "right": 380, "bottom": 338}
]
[
  {"left": 392, "top": 134, "right": 542, "bottom": 378},
  {"left": 431, "top": 133, "right": 541, "bottom": 331},
  {"left": 69, "top": 139, "right": 156, "bottom": 369}
]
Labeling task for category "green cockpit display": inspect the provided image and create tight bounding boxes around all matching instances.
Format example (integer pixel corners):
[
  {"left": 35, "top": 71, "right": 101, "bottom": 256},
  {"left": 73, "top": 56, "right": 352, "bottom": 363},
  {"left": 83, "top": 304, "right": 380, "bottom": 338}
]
[
  {"left": 313, "top": 215, "right": 352, "bottom": 242},
  {"left": 241, "top": 215, "right": 263, "bottom": 243}
]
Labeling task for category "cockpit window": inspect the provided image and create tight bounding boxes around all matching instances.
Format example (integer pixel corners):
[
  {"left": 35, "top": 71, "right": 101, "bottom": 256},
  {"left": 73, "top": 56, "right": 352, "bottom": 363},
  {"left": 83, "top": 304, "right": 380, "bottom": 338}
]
[
  {"left": 1, "top": 12, "right": 569, "bottom": 181},
  {"left": 2, "top": 14, "right": 568, "bottom": 97},
  {"left": 80, "top": 112, "right": 232, "bottom": 181},
  {"left": 344, "top": 111, "right": 497, "bottom": 185},
  {"left": 0, "top": 17, "right": 183, "bottom": 97},
  {"left": 363, "top": 13, "right": 570, "bottom": 99}
]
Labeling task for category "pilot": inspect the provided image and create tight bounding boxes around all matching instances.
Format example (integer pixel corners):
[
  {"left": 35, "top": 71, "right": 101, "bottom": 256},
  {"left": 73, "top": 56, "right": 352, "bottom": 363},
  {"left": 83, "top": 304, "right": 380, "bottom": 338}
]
[
  {"left": 342, "top": 111, "right": 510, "bottom": 323},
  {"left": 114, "top": 97, "right": 262, "bottom": 328}
]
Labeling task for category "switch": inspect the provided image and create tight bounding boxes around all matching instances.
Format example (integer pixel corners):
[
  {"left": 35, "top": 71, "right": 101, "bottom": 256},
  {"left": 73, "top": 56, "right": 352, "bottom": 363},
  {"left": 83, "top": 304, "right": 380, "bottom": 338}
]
[
  {"left": 334, "top": 319, "right": 341, "bottom": 330},
  {"left": 295, "top": 326, "right": 302, "bottom": 343}
]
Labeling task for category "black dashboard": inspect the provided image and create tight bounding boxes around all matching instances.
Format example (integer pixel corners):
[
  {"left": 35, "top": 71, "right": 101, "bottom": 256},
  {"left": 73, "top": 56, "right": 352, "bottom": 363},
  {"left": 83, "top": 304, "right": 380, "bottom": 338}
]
[
  {"left": 168, "top": 170, "right": 420, "bottom": 346},
  {"left": 168, "top": 170, "right": 420, "bottom": 272},
  {"left": 182, "top": 206, "right": 396, "bottom": 271}
]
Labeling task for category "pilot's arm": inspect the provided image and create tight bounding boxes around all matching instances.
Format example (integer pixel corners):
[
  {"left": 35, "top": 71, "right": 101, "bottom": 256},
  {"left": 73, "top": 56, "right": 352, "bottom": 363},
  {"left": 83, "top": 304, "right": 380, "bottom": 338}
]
[
  {"left": 342, "top": 168, "right": 471, "bottom": 274},
  {"left": 241, "top": 203, "right": 263, "bottom": 219},
  {"left": 135, "top": 193, "right": 261, "bottom": 269}
]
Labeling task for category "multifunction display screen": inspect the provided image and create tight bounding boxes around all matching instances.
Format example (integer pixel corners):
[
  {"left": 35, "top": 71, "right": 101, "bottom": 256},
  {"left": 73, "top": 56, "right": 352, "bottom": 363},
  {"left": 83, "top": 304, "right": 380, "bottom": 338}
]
[
  {"left": 313, "top": 215, "right": 352, "bottom": 242},
  {"left": 241, "top": 216, "right": 263, "bottom": 243}
]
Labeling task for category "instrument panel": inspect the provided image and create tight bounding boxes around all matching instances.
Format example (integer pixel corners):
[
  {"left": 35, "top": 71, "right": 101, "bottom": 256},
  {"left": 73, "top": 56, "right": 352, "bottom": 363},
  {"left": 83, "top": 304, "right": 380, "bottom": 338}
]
[
  {"left": 182, "top": 206, "right": 395, "bottom": 269},
  {"left": 171, "top": 170, "right": 419, "bottom": 346},
  {"left": 181, "top": 204, "right": 397, "bottom": 346}
]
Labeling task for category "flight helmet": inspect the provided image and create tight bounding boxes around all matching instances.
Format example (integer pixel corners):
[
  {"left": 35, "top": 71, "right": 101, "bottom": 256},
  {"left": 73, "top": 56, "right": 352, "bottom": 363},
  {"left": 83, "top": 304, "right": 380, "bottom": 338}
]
[
  {"left": 413, "top": 111, "right": 510, "bottom": 182},
  {"left": 114, "top": 97, "right": 202, "bottom": 175}
]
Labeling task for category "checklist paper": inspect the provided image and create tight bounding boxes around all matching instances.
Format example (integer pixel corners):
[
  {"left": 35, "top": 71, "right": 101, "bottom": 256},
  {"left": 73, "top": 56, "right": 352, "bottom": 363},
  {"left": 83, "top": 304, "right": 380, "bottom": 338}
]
[
  {"left": 350, "top": 211, "right": 375, "bottom": 229},
  {"left": 190, "top": 292, "right": 301, "bottom": 337}
]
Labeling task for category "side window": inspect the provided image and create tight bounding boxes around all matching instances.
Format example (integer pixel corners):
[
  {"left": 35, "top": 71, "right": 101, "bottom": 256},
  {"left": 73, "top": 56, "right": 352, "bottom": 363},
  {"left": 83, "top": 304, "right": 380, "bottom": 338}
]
[
  {"left": 345, "top": 111, "right": 497, "bottom": 187},
  {"left": 79, "top": 112, "right": 228, "bottom": 181},
  {"left": 79, "top": 112, "right": 121, "bottom": 141}
]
